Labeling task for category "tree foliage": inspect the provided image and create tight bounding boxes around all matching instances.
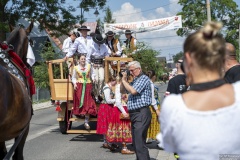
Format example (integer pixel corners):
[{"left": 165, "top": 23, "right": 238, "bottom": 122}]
[
  {"left": 177, "top": 0, "right": 240, "bottom": 60},
  {"left": 132, "top": 42, "right": 164, "bottom": 80},
  {"left": 0, "top": 0, "right": 107, "bottom": 41},
  {"left": 172, "top": 51, "right": 184, "bottom": 63},
  {"left": 33, "top": 42, "right": 64, "bottom": 89}
]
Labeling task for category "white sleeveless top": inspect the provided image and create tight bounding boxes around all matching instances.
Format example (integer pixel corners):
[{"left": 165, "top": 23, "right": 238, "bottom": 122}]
[{"left": 160, "top": 81, "right": 240, "bottom": 160}]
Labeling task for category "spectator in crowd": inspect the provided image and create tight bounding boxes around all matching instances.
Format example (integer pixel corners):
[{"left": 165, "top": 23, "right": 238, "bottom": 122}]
[
  {"left": 122, "top": 30, "right": 137, "bottom": 56},
  {"left": 96, "top": 77, "right": 118, "bottom": 151},
  {"left": 105, "top": 31, "right": 122, "bottom": 57},
  {"left": 146, "top": 70, "right": 160, "bottom": 144},
  {"left": 120, "top": 61, "right": 152, "bottom": 160},
  {"left": 165, "top": 58, "right": 186, "bottom": 96},
  {"left": 71, "top": 54, "right": 97, "bottom": 130},
  {"left": 63, "top": 25, "right": 92, "bottom": 60},
  {"left": 106, "top": 76, "right": 134, "bottom": 154},
  {"left": 224, "top": 42, "right": 240, "bottom": 83},
  {"left": 160, "top": 22, "right": 240, "bottom": 160},
  {"left": 62, "top": 31, "right": 80, "bottom": 56}
]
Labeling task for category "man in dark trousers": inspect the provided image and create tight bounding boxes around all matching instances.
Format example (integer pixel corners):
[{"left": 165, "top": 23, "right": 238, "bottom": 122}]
[
  {"left": 120, "top": 61, "right": 152, "bottom": 160},
  {"left": 224, "top": 42, "right": 240, "bottom": 83},
  {"left": 165, "top": 59, "right": 186, "bottom": 95}
]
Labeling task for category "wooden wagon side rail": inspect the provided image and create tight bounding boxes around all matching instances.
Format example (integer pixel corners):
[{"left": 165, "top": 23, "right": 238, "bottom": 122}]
[
  {"left": 47, "top": 58, "right": 74, "bottom": 100},
  {"left": 104, "top": 57, "right": 133, "bottom": 83}
]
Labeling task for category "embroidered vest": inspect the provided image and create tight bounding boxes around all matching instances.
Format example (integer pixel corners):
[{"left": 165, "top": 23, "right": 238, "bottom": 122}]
[
  {"left": 75, "top": 64, "right": 91, "bottom": 83},
  {"left": 126, "top": 36, "right": 136, "bottom": 53}
]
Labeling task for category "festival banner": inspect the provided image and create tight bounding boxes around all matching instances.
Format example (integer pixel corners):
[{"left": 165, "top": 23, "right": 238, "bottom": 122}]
[{"left": 104, "top": 15, "right": 182, "bottom": 34}]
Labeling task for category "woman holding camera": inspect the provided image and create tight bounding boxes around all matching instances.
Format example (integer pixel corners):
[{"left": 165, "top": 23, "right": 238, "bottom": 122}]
[
  {"left": 96, "top": 77, "right": 118, "bottom": 151},
  {"left": 106, "top": 76, "right": 134, "bottom": 154}
]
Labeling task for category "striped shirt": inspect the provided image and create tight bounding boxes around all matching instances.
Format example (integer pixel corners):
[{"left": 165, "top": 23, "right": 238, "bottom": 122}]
[{"left": 127, "top": 74, "right": 152, "bottom": 110}]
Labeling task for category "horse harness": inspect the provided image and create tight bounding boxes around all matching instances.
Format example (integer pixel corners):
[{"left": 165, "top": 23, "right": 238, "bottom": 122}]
[{"left": 0, "top": 42, "right": 33, "bottom": 96}]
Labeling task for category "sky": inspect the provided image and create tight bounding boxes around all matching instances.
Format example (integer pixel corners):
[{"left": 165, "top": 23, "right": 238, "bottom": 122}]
[{"left": 68, "top": 0, "right": 240, "bottom": 60}]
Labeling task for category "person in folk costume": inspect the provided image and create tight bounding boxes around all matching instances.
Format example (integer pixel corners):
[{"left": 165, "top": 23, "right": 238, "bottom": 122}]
[
  {"left": 87, "top": 34, "right": 109, "bottom": 103},
  {"left": 96, "top": 77, "right": 119, "bottom": 151},
  {"left": 105, "top": 31, "right": 122, "bottom": 57},
  {"left": 146, "top": 70, "right": 161, "bottom": 143},
  {"left": 71, "top": 54, "right": 97, "bottom": 130},
  {"left": 105, "top": 30, "right": 122, "bottom": 76},
  {"left": 122, "top": 30, "right": 137, "bottom": 56},
  {"left": 62, "top": 31, "right": 80, "bottom": 56},
  {"left": 106, "top": 76, "right": 135, "bottom": 154},
  {"left": 63, "top": 25, "right": 92, "bottom": 60}
]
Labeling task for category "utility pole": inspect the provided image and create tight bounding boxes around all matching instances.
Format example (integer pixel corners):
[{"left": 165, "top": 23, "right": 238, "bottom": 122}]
[
  {"left": 239, "top": 24, "right": 240, "bottom": 62},
  {"left": 206, "top": 0, "right": 211, "bottom": 22}
]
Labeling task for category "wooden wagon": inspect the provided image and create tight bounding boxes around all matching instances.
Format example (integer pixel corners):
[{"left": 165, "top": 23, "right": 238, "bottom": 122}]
[{"left": 47, "top": 57, "right": 133, "bottom": 134}]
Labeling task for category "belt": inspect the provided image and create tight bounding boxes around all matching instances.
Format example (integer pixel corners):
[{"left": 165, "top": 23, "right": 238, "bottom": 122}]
[{"left": 128, "top": 106, "right": 148, "bottom": 113}]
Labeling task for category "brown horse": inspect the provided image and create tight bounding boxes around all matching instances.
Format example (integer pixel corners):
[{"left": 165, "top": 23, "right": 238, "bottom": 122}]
[{"left": 0, "top": 22, "right": 34, "bottom": 160}]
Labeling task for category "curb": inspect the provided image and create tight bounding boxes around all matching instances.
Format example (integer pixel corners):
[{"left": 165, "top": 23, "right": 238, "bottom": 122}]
[{"left": 33, "top": 101, "right": 54, "bottom": 111}]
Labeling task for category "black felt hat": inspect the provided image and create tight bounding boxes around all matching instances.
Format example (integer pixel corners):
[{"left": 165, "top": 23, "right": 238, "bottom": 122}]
[
  {"left": 93, "top": 34, "right": 105, "bottom": 44},
  {"left": 125, "top": 30, "right": 133, "bottom": 34},
  {"left": 77, "top": 25, "right": 90, "bottom": 31},
  {"left": 105, "top": 31, "right": 115, "bottom": 36}
]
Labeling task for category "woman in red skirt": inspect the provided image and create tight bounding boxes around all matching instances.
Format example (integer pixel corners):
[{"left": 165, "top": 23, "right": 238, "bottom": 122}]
[
  {"left": 96, "top": 77, "right": 117, "bottom": 151},
  {"left": 72, "top": 54, "right": 97, "bottom": 130},
  {"left": 106, "top": 79, "right": 134, "bottom": 154}
]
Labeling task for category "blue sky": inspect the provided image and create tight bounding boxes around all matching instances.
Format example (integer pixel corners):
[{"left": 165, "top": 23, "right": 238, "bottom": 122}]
[{"left": 69, "top": 0, "right": 240, "bottom": 60}]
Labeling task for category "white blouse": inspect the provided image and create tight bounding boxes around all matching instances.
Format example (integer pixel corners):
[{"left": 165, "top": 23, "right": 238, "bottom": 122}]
[
  {"left": 114, "top": 84, "right": 127, "bottom": 114},
  {"left": 150, "top": 81, "right": 158, "bottom": 110},
  {"left": 71, "top": 64, "right": 95, "bottom": 85},
  {"left": 103, "top": 84, "right": 115, "bottom": 104},
  {"left": 160, "top": 81, "right": 240, "bottom": 160}
]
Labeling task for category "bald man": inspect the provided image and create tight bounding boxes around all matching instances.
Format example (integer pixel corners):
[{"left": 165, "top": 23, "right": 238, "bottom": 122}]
[{"left": 224, "top": 43, "right": 240, "bottom": 83}]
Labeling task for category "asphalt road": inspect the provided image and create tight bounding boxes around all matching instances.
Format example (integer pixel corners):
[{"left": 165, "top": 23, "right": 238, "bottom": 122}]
[{"left": 6, "top": 83, "right": 169, "bottom": 160}]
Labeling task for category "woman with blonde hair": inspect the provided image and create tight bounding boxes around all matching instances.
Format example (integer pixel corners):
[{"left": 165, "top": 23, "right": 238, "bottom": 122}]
[{"left": 159, "top": 22, "right": 240, "bottom": 159}]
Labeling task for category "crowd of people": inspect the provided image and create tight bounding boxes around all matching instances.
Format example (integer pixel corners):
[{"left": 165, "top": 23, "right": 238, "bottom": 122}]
[{"left": 61, "top": 22, "right": 240, "bottom": 160}]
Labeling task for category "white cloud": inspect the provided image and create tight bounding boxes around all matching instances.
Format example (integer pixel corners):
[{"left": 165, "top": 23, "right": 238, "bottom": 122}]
[{"left": 113, "top": 1, "right": 184, "bottom": 59}]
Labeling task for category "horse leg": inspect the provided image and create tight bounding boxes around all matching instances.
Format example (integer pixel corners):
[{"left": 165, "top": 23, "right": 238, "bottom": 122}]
[
  {"left": 12, "top": 125, "right": 29, "bottom": 160},
  {"left": 0, "top": 142, "right": 7, "bottom": 160}
]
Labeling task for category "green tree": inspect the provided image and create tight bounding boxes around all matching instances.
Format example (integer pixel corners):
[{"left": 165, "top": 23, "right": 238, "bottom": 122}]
[
  {"left": 0, "top": 0, "right": 107, "bottom": 41},
  {"left": 172, "top": 51, "right": 184, "bottom": 63},
  {"left": 33, "top": 42, "right": 63, "bottom": 89},
  {"left": 177, "top": 0, "right": 240, "bottom": 61},
  {"left": 132, "top": 42, "right": 164, "bottom": 80}
]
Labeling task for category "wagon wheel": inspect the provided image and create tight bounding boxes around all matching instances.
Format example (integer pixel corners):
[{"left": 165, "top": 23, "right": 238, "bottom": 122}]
[{"left": 59, "top": 102, "right": 72, "bottom": 134}]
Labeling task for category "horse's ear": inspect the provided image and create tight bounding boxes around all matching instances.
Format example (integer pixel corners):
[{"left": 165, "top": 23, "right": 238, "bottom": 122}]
[
  {"left": 9, "top": 24, "right": 14, "bottom": 32},
  {"left": 26, "top": 21, "right": 34, "bottom": 35}
]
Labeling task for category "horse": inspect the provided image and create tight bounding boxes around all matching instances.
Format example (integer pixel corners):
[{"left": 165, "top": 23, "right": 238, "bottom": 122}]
[{"left": 0, "top": 22, "right": 34, "bottom": 160}]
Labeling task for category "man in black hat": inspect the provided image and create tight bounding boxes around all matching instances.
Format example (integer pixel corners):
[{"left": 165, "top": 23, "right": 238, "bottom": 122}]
[
  {"left": 88, "top": 34, "right": 109, "bottom": 96},
  {"left": 123, "top": 30, "right": 137, "bottom": 56},
  {"left": 64, "top": 25, "right": 92, "bottom": 60},
  {"left": 62, "top": 31, "right": 80, "bottom": 55},
  {"left": 105, "top": 31, "right": 122, "bottom": 57},
  {"left": 224, "top": 42, "right": 240, "bottom": 83}
]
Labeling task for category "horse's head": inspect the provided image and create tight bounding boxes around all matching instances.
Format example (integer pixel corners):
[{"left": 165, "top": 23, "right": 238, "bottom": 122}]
[{"left": 6, "top": 21, "right": 34, "bottom": 66}]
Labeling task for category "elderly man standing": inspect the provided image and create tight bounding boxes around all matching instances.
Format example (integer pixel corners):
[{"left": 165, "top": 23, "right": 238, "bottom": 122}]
[
  {"left": 120, "top": 61, "right": 152, "bottom": 160},
  {"left": 64, "top": 25, "right": 92, "bottom": 60},
  {"left": 224, "top": 42, "right": 240, "bottom": 83}
]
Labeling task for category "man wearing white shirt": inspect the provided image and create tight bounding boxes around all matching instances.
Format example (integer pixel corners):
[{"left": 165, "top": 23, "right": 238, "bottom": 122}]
[
  {"left": 89, "top": 34, "right": 109, "bottom": 100},
  {"left": 105, "top": 31, "right": 122, "bottom": 57},
  {"left": 123, "top": 30, "right": 137, "bottom": 55},
  {"left": 62, "top": 31, "right": 80, "bottom": 56},
  {"left": 64, "top": 26, "right": 92, "bottom": 60}
]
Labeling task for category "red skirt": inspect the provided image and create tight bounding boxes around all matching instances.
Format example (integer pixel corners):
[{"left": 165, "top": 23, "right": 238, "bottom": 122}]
[
  {"left": 73, "top": 83, "right": 97, "bottom": 116},
  {"left": 106, "top": 106, "right": 132, "bottom": 143},
  {"left": 96, "top": 103, "right": 113, "bottom": 135}
]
